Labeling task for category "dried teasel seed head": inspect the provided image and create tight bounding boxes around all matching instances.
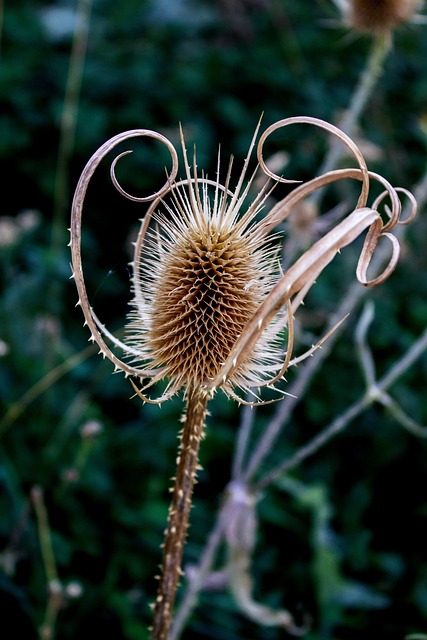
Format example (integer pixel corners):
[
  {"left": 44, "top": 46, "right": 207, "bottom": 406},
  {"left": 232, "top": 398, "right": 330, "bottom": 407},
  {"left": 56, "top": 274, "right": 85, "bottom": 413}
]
[
  {"left": 126, "top": 173, "right": 283, "bottom": 398},
  {"left": 346, "top": 0, "right": 421, "bottom": 34}
]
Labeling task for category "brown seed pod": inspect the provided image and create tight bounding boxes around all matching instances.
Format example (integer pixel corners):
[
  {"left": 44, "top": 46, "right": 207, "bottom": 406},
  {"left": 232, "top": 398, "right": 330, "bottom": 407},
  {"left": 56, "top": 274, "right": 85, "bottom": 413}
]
[{"left": 347, "top": 0, "right": 421, "bottom": 33}]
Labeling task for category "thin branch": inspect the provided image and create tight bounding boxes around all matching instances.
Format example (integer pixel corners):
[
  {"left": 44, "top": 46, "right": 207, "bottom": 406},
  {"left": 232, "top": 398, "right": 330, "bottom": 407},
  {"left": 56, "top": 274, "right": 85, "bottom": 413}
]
[
  {"left": 241, "top": 281, "right": 365, "bottom": 483},
  {"left": 51, "top": 0, "right": 92, "bottom": 255},
  {"left": 241, "top": 159, "right": 426, "bottom": 483},
  {"left": 232, "top": 403, "right": 257, "bottom": 480},
  {"left": 0, "top": 344, "right": 96, "bottom": 438},
  {"left": 312, "top": 33, "right": 391, "bottom": 206},
  {"left": 254, "top": 323, "right": 427, "bottom": 491},
  {"left": 355, "top": 300, "right": 377, "bottom": 387},
  {"left": 377, "top": 391, "right": 427, "bottom": 438},
  {"left": 32, "top": 487, "right": 62, "bottom": 640},
  {"left": 377, "top": 326, "right": 427, "bottom": 392},
  {"left": 254, "top": 393, "right": 370, "bottom": 492}
]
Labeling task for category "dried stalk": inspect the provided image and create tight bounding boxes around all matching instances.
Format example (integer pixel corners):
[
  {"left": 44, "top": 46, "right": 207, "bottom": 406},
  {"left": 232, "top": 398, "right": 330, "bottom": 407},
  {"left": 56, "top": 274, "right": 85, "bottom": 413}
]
[
  {"left": 32, "top": 486, "right": 62, "bottom": 640},
  {"left": 150, "top": 386, "right": 209, "bottom": 640},
  {"left": 169, "top": 501, "right": 230, "bottom": 640},
  {"left": 51, "top": 0, "right": 92, "bottom": 255},
  {"left": 313, "top": 33, "right": 391, "bottom": 193}
]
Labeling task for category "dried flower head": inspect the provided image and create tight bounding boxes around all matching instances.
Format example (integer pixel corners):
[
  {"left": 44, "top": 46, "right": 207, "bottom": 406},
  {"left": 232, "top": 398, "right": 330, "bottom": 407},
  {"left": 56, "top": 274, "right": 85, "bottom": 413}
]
[
  {"left": 124, "top": 135, "right": 284, "bottom": 401},
  {"left": 345, "top": 0, "right": 422, "bottom": 33},
  {"left": 70, "top": 117, "right": 416, "bottom": 404}
]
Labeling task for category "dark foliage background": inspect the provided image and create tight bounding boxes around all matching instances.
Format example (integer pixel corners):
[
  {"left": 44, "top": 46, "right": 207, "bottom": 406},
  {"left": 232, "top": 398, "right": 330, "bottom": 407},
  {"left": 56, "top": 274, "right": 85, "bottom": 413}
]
[{"left": 1, "top": 1, "right": 427, "bottom": 638}]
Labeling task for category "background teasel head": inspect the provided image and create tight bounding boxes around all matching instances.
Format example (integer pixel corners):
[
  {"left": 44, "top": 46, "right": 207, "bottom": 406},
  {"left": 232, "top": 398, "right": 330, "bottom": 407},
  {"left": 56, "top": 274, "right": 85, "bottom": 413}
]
[
  {"left": 343, "top": 0, "right": 423, "bottom": 34},
  {"left": 70, "top": 117, "right": 416, "bottom": 405}
]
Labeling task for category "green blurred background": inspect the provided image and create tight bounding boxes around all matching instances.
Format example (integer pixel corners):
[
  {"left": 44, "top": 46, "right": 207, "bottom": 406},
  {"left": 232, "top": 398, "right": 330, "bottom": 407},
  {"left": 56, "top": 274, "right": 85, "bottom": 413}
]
[{"left": 1, "top": 1, "right": 427, "bottom": 638}]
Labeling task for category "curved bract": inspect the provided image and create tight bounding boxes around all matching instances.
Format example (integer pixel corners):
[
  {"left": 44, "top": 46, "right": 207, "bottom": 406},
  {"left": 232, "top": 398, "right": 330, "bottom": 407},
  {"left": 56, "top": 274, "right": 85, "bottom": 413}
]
[{"left": 70, "top": 117, "right": 416, "bottom": 404}]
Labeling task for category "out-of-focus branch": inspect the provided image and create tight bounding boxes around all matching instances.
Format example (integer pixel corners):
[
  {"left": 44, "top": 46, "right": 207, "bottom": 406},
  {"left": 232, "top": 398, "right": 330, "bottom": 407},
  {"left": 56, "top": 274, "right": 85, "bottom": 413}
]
[
  {"left": 312, "top": 33, "right": 391, "bottom": 207},
  {"left": 232, "top": 402, "right": 257, "bottom": 481},
  {"left": 254, "top": 317, "right": 427, "bottom": 492},
  {"left": 242, "top": 162, "right": 426, "bottom": 484},
  {"left": 32, "top": 486, "right": 62, "bottom": 640},
  {"left": 51, "top": 0, "right": 92, "bottom": 256},
  {"left": 0, "top": 344, "right": 96, "bottom": 438},
  {"left": 170, "top": 498, "right": 232, "bottom": 640},
  {"left": 355, "top": 303, "right": 427, "bottom": 438}
]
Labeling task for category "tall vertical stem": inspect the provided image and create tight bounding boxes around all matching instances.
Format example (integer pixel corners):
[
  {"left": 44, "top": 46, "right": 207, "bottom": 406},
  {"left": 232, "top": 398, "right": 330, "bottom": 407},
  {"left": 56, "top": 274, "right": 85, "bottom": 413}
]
[
  {"left": 0, "top": 0, "right": 4, "bottom": 64},
  {"left": 51, "top": 0, "right": 92, "bottom": 256},
  {"left": 311, "top": 33, "right": 391, "bottom": 207},
  {"left": 150, "top": 386, "right": 209, "bottom": 640}
]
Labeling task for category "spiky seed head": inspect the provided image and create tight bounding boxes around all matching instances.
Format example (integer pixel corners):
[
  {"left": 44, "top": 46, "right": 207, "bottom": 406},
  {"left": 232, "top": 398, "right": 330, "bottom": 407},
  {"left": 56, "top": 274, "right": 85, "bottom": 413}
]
[
  {"left": 347, "top": 0, "right": 421, "bottom": 33},
  {"left": 144, "top": 227, "right": 263, "bottom": 383},
  {"left": 125, "top": 171, "right": 282, "bottom": 398}
]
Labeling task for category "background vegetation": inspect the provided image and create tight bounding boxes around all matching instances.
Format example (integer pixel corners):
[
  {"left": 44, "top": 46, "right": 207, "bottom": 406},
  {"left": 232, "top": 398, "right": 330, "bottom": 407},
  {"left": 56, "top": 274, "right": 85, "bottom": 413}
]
[{"left": 1, "top": 1, "right": 427, "bottom": 638}]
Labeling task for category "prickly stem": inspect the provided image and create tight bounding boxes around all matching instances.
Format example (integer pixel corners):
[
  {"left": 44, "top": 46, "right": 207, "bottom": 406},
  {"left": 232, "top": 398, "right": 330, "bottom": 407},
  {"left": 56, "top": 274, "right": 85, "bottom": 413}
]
[{"left": 150, "top": 386, "right": 209, "bottom": 640}]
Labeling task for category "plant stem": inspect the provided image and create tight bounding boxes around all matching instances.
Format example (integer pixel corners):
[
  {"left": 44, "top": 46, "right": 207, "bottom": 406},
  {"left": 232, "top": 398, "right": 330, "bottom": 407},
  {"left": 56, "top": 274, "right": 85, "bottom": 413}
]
[
  {"left": 231, "top": 402, "right": 256, "bottom": 480},
  {"left": 254, "top": 323, "right": 427, "bottom": 491},
  {"left": 150, "top": 386, "right": 209, "bottom": 640},
  {"left": 312, "top": 33, "right": 391, "bottom": 207},
  {"left": 31, "top": 486, "right": 62, "bottom": 640},
  {"left": 0, "top": 343, "right": 96, "bottom": 438},
  {"left": 31, "top": 487, "right": 58, "bottom": 586},
  {"left": 51, "top": 0, "right": 92, "bottom": 257},
  {"left": 170, "top": 500, "right": 230, "bottom": 640},
  {"left": 327, "top": 33, "right": 390, "bottom": 167},
  {"left": 0, "top": 0, "right": 4, "bottom": 64}
]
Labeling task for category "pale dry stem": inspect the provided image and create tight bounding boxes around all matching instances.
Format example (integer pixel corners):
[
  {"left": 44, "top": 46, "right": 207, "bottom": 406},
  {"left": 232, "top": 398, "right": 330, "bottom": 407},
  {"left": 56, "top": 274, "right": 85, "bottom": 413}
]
[
  {"left": 255, "top": 320, "right": 427, "bottom": 491},
  {"left": 313, "top": 33, "right": 391, "bottom": 197},
  {"left": 51, "top": 0, "right": 92, "bottom": 255},
  {"left": 31, "top": 486, "right": 62, "bottom": 640}
]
